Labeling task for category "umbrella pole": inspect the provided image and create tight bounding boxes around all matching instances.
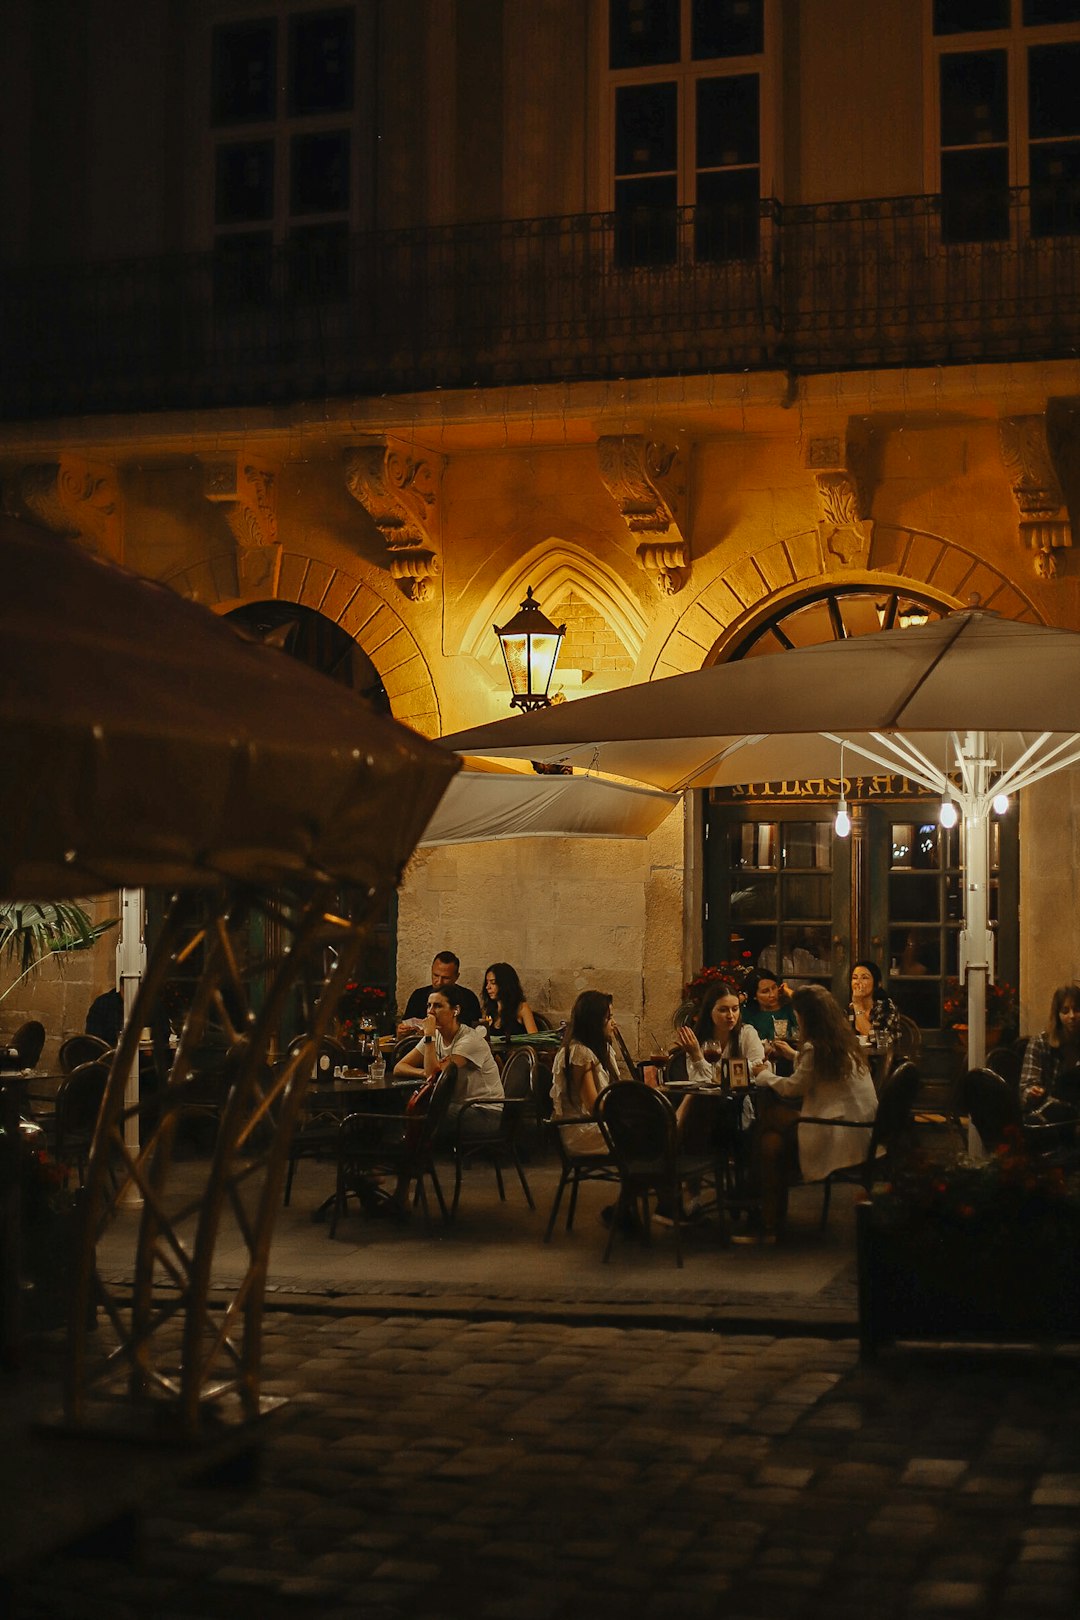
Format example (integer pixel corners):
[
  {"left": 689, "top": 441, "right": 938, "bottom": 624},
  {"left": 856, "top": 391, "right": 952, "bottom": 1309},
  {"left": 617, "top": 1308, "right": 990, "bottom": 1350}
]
[{"left": 960, "top": 733, "right": 994, "bottom": 1154}]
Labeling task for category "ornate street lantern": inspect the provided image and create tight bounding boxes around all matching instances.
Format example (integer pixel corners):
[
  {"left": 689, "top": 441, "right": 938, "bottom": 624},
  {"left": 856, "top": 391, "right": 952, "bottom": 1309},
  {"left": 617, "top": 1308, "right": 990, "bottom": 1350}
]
[{"left": 493, "top": 587, "right": 566, "bottom": 711}]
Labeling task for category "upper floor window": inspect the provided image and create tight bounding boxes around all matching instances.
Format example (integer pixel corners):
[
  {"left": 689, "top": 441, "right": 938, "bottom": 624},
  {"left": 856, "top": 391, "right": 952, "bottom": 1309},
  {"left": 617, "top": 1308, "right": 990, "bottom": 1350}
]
[
  {"left": 210, "top": 6, "right": 359, "bottom": 302},
  {"left": 606, "top": 0, "right": 770, "bottom": 266},
  {"left": 931, "top": 0, "right": 1080, "bottom": 241}
]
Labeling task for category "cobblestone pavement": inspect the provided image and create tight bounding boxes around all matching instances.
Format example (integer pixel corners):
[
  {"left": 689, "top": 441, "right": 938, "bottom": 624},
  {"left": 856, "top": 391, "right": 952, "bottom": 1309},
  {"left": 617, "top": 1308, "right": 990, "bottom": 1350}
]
[{"left": 12, "top": 1311, "right": 1080, "bottom": 1620}]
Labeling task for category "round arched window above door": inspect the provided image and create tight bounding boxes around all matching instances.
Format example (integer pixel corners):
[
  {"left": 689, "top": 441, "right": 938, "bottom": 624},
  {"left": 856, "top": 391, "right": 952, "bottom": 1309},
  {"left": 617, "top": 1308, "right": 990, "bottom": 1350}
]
[{"left": 726, "top": 587, "right": 947, "bottom": 662}]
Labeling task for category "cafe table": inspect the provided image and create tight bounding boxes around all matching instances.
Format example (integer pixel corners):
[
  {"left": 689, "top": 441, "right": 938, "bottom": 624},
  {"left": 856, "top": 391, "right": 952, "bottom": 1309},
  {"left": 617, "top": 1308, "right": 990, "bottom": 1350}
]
[{"left": 301, "top": 1074, "right": 421, "bottom": 1221}]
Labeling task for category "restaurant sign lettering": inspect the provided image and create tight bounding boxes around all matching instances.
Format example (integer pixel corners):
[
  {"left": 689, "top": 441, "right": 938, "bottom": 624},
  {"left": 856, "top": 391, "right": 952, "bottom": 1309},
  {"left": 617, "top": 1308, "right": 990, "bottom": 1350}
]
[{"left": 712, "top": 773, "right": 926, "bottom": 804}]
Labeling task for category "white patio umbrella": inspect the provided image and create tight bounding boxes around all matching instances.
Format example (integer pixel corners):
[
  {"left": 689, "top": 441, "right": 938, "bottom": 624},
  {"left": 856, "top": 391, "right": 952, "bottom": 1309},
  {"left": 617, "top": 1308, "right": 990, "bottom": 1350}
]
[
  {"left": 445, "top": 608, "right": 1080, "bottom": 1067},
  {"left": 419, "top": 764, "right": 678, "bottom": 846}
]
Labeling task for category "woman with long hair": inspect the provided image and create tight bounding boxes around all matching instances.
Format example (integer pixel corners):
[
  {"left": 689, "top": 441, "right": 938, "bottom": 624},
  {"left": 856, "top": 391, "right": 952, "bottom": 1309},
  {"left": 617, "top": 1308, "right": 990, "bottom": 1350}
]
[
  {"left": 480, "top": 961, "right": 538, "bottom": 1038},
  {"left": 752, "top": 983, "right": 876, "bottom": 1242},
  {"left": 848, "top": 959, "right": 902, "bottom": 1052},
  {"left": 675, "top": 979, "right": 769, "bottom": 1083},
  {"left": 1020, "top": 983, "right": 1080, "bottom": 1111},
  {"left": 550, "top": 989, "right": 621, "bottom": 1154}
]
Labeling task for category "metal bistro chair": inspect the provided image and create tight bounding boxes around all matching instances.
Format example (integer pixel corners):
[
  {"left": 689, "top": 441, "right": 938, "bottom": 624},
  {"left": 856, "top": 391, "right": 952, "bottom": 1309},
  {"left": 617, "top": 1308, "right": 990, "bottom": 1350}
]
[
  {"left": 449, "top": 1045, "right": 536, "bottom": 1220},
  {"left": 962, "top": 1065, "right": 1023, "bottom": 1152},
  {"left": 542, "top": 1108, "right": 621, "bottom": 1241},
  {"left": 283, "top": 1035, "right": 340, "bottom": 1207},
  {"left": 809, "top": 1060, "right": 922, "bottom": 1232},
  {"left": 328, "top": 1065, "right": 455, "bottom": 1237},
  {"left": 54, "top": 1058, "right": 111, "bottom": 1188},
  {"left": 596, "top": 1081, "right": 724, "bottom": 1268},
  {"left": 58, "top": 1033, "right": 111, "bottom": 1075},
  {"left": 8, "top": 1020, "right": 46, "bottom": 1071}
]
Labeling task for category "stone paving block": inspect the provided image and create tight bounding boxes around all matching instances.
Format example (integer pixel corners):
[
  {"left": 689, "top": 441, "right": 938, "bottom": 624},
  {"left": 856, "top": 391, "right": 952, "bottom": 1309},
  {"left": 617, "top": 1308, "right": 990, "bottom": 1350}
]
[
  {"left": 901, "top": 1457, "right": 969, "bottom": 1488},
  {"left": 1032, "top": 1473, "right": 1080, "bottom": 1505}
]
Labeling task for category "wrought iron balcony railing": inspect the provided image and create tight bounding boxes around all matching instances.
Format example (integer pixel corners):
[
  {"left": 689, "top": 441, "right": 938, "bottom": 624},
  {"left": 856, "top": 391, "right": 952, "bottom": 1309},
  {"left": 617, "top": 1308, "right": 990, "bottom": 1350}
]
[{"left": 2, "top": 188, "right": 1078, "bottom": 421}]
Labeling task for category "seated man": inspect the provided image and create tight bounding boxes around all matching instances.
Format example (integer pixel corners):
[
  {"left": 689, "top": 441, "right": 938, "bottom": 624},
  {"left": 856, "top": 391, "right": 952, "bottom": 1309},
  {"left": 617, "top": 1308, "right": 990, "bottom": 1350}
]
[{"left": 398, "top": 951, "right": 481, "bottom": 1033}]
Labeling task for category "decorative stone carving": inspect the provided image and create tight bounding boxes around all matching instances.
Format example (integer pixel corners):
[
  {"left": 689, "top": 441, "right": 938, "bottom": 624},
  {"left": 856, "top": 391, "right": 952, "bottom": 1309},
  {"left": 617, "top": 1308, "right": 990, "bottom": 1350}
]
[
  {"left": 807, "top": 433, "right": 873, "bottom": 567},
  {"left": 596, "top": 434, "right": 688, "bottom": 594},
  {"left": 8, "top": 457, "right": 122, "bottom": 556},
  {"left": 1000, "top": 414, "right": 1073, "bottom": 579},
  {"left": 344, "top": 442, "right": 443, "bottom": 602},
  {"left": 202, "top": 457, "right": 280, "bottom": 596}
]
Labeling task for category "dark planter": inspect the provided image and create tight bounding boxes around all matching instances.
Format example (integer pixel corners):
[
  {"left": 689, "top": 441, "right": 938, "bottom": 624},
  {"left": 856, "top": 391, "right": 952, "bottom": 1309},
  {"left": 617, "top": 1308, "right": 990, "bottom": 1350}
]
[{"left": 857, "top": 1199, "right": 1080, "bottom": 1358}]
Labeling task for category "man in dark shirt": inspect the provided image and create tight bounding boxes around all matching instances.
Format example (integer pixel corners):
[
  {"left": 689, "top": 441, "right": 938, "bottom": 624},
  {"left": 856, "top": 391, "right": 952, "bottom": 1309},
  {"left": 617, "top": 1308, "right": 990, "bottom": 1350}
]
[{"left": 398, "top": 951, "right": 481, "bottom": 1031}]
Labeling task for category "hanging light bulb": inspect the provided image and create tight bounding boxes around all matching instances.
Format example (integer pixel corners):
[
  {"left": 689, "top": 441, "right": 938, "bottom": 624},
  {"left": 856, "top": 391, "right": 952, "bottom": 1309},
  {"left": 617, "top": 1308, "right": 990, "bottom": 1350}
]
[
  {"left": 940, "top": 794, "right": 958, "bottom": 829},
  {"left": 993, "top": 791, "right": 1010, "bottom": 816},
  {"left": 834, "top": 793, "right": 851, "bottom": 838},
  {"left": 834, "top": 743, "right": 851, "bottom": 837}
]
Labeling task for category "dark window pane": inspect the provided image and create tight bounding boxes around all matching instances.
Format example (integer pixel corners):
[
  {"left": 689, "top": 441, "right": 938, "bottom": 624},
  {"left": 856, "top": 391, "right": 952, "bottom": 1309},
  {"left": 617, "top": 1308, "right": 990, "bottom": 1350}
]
[
  {"left": 695, "top": 167, "right": 759, "bottom": 258},
  {"left": 933, "top": 0, "right": 1009, "bottom": 31},
  {"left": 1029, "top": 44, "right": 1080, "bottom": 140},
  {"left": 731, "top": 874, "right": 777, "bottom": 918},
  {"left": 940, "top": 51, "right": 1008, "bottom": 146},
  {"left": 781, "top": 926, "right": 832, "bottom": 980},
  {"left": 782, "top": 876, "right": 831, "bottom": 920},
  {"left": 732, "top": 822, "right": 778, "bottom": 869},
  {"left": 889, "top": 873, "right": 941, "bottom": 922},
  {"left": 941, "top": 147, "right": 1010, "bottom": 240},
  {"left": 289, "top": 223, "right": 350, "bottom": 299},
  {"left": 1031, "top": 141, "right": 1080, "bottom": 234},
  {"left": 1024, "top": 1, "right": 1080, "bottom": 22},
  {"left": 289, "top": 9, "right": 355, "bottom": 115},
  {"left": 215, "top": 141, "right": 275, "bottom": 224},
  {"left": 781, "top": 823, "right": 832, "bottom": 869},
  {"left": 892, "top": 979, "right": 941, "bottom": 1029},
  {"left": 692, "top": 0, "right": 764, "bottom": 58},
  {"left": 212, "top": 20, "right": 276, "bottom": 125},
  {"left": 890, "top": 927, "right": 942, "bottom": 976},
  {"left": 615, "top": 82, "right": 678, "bottom": 174},
  {"left": 290, "top": 130, "right": 351, "bottom": 214},
  {"left": 609, "top": 0, "right": 679, "bottom": 69},
  {"left": 213, "top": 232, "right": 274, "bottom": 306},
  {"left": 697, "top": 74, "right": 760, "bottom": 167},
  {"left": 614, "top": 175, "right": 678, "bottom": 265}
]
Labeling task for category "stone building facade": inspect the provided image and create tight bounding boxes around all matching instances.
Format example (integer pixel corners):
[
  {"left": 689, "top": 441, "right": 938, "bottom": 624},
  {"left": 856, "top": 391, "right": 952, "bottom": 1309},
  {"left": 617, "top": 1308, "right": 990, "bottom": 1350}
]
[{"left": 3, "top": 0, "right": 1080, "bottom": 1055}]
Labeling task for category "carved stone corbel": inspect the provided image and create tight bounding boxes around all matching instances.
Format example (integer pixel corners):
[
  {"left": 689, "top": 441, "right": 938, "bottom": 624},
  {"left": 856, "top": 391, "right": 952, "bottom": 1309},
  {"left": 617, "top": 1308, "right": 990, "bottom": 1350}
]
[
  {"left": 807, "top": 434, "right": 873, "bottom": 567},
  {"left": 1000, "top": 413, "right": 1073, "bottom": 579},
  {"left": 596, "top": 434, "right": 688, "bottom": 595},
  {"left": 202, "top": 457, "right": 280, "bottom": 596},
  {"left": 7, "top": 457, "right": 122, "bottom": 557},
  {"left": 343, "top": 443, "right": 443, "bottom": 602}
]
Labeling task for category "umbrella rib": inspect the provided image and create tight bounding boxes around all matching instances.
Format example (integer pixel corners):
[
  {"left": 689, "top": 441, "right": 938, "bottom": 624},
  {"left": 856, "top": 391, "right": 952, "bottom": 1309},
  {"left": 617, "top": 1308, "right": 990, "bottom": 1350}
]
[
  {"left": 880, "top": 612, "right": 973, "bottom": 729},
  {"left": 819, "top": 731, "right": 943, "bottom": 791},
  {"left": 1001, "top": 737, "right": 1080, "bottom": 796}
]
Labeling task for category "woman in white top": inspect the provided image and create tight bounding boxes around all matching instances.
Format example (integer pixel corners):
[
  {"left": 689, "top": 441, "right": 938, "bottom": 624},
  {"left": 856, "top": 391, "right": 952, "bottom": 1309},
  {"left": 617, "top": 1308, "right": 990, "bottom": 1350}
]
[
  {"left": 752, "top": 983, "right": 877, "bottom": 1241},
  {"left": 674, "top": 981, "right": 770, "bottom": 1089},
  {"left": 550, "top": 989, "right": 622, "bottom": 1154},
  {"left": 395, "top": 985, "right": 503, "bottom": 1140}
]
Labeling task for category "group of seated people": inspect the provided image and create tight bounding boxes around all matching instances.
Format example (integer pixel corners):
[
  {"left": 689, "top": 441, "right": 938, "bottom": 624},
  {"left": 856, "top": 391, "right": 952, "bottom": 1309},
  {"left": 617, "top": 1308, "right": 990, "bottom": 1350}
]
[
  {"left": 550, "top": 970, "right": 883, "bottom": 1243},
  {"left": 396, "top": 952, "right": 539, "bottom": 1039},
  {"left": 380, "top": 949, "right": 917, "bottom": 1239}
]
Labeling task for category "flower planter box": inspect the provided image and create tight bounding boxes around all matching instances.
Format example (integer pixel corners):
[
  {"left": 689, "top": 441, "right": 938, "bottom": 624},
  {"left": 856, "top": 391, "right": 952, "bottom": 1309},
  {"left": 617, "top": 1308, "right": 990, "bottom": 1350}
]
[{"left": 857, "top": 1200, "right": 1080, "bottom": 1358}]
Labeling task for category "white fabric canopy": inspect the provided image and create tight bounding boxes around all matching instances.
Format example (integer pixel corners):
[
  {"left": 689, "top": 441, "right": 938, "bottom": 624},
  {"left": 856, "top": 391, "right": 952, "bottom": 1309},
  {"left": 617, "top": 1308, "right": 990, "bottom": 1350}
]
[
  {"left": 443, "top": 609, "right": 1080, "bottom": 1070},
  {"left": 420, "top": 768, "right": 678, "bottom": 845}
]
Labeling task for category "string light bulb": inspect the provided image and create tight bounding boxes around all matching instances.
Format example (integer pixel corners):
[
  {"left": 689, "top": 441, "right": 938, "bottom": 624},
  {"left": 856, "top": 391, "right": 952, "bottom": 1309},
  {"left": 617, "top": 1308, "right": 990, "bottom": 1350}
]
[
  {"left": 940, "top": 793, "right": 958, "bottom": 829},
  {"left": 993, "top": 791, "right": 1009, "bottom": 816},
  {"left": 834, "top": 743, "right": 851, "bottom": 837}
]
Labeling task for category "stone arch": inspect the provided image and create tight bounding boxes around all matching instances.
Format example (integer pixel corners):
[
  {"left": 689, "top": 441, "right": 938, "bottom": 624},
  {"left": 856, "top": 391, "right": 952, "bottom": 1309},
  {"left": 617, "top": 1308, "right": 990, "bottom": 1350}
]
[
  {"left": 163, "top": 550, "right": 441, "bottom": 736},
  {"left": 649, "top": 524, "right": 1043, "bottom": 677},
  {"left": 457, "top": 539, "right": 650, "bottom": 672}
]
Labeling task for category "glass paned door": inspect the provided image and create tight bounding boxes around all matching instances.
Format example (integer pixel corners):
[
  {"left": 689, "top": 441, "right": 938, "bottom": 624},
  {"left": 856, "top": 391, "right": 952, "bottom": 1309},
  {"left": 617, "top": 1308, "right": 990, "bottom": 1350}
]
[
  {"left": 704, "top": 797, "right": 1018, "bottom": 1035},
  {"left": 712, "top": 813, "right": 841, "bottom": 991}
]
